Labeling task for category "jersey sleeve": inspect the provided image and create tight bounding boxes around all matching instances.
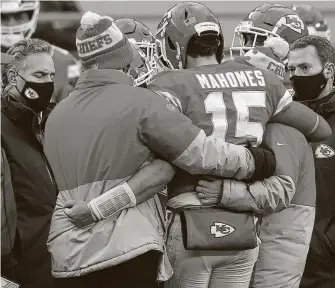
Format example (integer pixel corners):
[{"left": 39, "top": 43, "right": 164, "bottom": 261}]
[
  {"left": 148, "top": 72, "right": 185, "bottom": 113},
  {"left": 137, "top": 92, "right": 255, "bottom": 180},
  {"left": 270, "top": 101, "right": 332, "bottom": 142},
  {"left": 265, "top": 70, "right": 293, "bottom": 116},
  {"left": 219, "top": 123, "right": 305, "bottom": 214}
]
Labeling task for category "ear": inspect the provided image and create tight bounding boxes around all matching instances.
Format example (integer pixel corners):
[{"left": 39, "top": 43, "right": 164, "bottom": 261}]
[
  {"left": 7, "top": 69, "right": 17, "bottom": 86},
  {"left": 325, "top": 62, "right": 335, "bottom": 81}
]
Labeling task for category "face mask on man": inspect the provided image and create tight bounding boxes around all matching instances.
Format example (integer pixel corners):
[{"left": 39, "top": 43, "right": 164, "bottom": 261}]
[
  {"left": 17, "top": 74, "right": 54, "bottom": 113},
  {"left": 291, "top": 69, "right": 328, "bottom": 102}
]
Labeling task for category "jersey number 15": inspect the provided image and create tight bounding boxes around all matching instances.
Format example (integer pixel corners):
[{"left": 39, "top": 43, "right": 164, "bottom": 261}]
[{"left": 204, "top": 91, "right": 266, "bottom": 145}]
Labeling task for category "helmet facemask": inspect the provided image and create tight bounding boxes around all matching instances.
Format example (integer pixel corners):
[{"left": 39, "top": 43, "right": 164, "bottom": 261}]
[
  {"left": 230, "top": 21, "right": 279, "bottom": 59},
  {"left": 128, "top": 43, "right": 156, "bottom": 87},
  {"left": 114, "top": 18, "right": 158, "bottom": 84},
  {"left": 1, "top": 0, "right": 40, "bottom": 48},
  {"left": 135, "top": 40, "right": 157, "bottom": 70}
]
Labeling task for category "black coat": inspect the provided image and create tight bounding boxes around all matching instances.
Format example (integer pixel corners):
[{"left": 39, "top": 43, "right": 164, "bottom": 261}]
[
  {"left": 301, "top": 89, "right": 335, "bottom": 288},
  {"left": 1, "top": 95, "right": 57, "bottom": 280}
]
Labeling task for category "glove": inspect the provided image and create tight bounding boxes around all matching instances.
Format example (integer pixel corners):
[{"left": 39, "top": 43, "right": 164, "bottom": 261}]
[{"left": 246, "top": 142, "right": 276, "bottom": 183}]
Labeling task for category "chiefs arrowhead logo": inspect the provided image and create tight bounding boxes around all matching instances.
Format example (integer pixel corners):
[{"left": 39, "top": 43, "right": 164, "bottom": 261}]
[
  {"left": 24, "top": 87, "right": 39, "bottom": 99},
  {"left": 210, "top": 222, "right": 235, "bottom": 238},
  {"left": 276, "top": 15, "right": 305, "bottom": 34},
  {"left": 315, "top": 144, "right": 335, "bottom": 159}
]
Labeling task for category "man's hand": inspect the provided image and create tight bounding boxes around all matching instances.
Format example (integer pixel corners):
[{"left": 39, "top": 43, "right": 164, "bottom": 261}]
[
  {"left": 196, "top": 179, "right": 223, "bottom": 206},
  {"left": 64, "top": 200, "right": 96, "bottom": 228}
]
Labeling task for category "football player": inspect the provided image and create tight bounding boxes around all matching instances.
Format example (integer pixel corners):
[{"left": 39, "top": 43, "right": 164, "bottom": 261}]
[
  {"left": 230, "top": 3, "right": 310, "bottom": 93},
  {"left": 1, "top": 0, "right": 80, "bottom": 106},
  {"left": 115, "top": 18, "right": 157, "bottom": 87},
  {"left": 291, "top": 4, "right": 331, "bottom": 41},
  {"left": 230, "top": 3, "right": 308, "bottom": 58},
  {"left": 115, "top": 18, "right": 169, "bottom": 211},
  {"left": 147, "top": 2, "right": 331, "bottom": 287}
]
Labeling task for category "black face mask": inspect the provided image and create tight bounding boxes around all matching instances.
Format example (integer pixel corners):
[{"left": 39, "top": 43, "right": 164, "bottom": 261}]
[
  {"left": 18, "top": 75, "right": 54, "bottom": 113},
  {"left": 291, "top": 70, "right": 328, "bottom": 102}
]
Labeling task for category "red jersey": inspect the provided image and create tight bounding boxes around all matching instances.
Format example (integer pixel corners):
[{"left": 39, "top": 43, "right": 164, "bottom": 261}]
[
  {"left": 148, "top": 60, "right": 326, "bottom": 199},
  {"left": 149, "top": 60, "right": 292, "bottom": 146}
]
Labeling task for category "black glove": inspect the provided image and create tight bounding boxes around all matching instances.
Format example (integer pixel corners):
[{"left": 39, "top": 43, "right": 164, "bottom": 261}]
[{"left": 246, "top": 142, "right": 276, "bottom": 183}]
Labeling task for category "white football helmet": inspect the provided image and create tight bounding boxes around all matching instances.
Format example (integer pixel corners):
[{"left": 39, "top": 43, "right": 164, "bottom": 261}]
[{"left": 1, "top": 0, "right": 40, "bottom": 48}]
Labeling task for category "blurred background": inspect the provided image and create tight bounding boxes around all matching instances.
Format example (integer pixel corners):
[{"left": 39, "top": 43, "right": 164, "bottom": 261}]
[{"left": 35, "top": 1, "right": 335, "bottom": 57}]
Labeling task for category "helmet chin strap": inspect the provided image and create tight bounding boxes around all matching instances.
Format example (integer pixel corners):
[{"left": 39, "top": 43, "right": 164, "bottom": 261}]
[{"left": 175, "top": 42, "right": 183, "bottom": 69}]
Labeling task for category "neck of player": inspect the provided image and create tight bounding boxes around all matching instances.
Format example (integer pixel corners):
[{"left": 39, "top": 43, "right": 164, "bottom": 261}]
[{"left": 186, "top": 55, "right": 218, "bottom": 69}]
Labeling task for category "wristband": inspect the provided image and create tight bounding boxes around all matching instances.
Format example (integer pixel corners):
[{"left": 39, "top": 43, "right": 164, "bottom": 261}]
[
  {"left": 87, "top": 202, "right": 98, "bottom": 222},
  {"left": 88, "top": 182, "right": 136, "bottom": 220}
]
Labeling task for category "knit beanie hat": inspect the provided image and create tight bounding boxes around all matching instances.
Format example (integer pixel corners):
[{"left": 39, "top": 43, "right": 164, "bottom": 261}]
[{"left": 76, "top": 11, "right": 133, "bottom": 70}]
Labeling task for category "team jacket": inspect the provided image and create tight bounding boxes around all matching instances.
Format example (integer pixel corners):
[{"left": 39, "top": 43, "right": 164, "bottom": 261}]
[
  {"left": 217, "top": 123, "right": 316, "bottom": 288},
  {"left": 43, "top": 69, "right": 256, "bottom": 279},
  {"left": 301, "top": 89, "right": 335, "bottom": 288},
  {"left": 1, "top": 148, "right": 17, "bottom": 267},
  {"left": 1, "top": 96, "right": 58, "bottom": 274},
  {"left": 148, "top": 60, "right": 326, "bottom": 205}
]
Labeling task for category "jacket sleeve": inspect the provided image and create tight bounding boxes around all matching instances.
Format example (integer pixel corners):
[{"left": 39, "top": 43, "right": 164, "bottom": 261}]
[
  {"left": 218, "top": 123, "right": 304, "bottom": 214},
  {"left": 1, "top": 148, "right": 17, "bottom": 259},
  {"left": 271, "top": 101, "right": 332, "bottom": 142},
  {"left": 138, "top": 93, "right": 255, "bottom": 180}
]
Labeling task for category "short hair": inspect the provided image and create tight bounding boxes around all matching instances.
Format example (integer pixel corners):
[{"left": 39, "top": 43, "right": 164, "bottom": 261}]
[
  {"left": 290, "top": 35, "right": 335, "bottom": 66},
  {"left": 187, "top": 34, "right": 219, "bottom": 58},
  {"left": 2, "top": 38, "right": 54, "bottom": 89}
]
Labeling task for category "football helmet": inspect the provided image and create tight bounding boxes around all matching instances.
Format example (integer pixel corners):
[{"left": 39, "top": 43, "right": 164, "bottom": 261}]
[
  {"left": 115, "top": 18, "right": 156, "bottom": 86},
  {"left": 291, "top": 5, "right": 331, "bottom": 41},
  {"left": 1, "top": 0, "right": 40, "bottom": 48},
  {"left": 155, "top": 2, "right": 224, "bottom": 70},
  {"left": 127, "top": 42, "right": 156, "bottom": 87},
  {"left": 231, "top": 3, "right": 308, "bottom": 58}
]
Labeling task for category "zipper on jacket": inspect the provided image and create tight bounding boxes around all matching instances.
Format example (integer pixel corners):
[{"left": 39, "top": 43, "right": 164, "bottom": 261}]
[{"left": 42, "top": 154, "right": 59, "bottom": 195}]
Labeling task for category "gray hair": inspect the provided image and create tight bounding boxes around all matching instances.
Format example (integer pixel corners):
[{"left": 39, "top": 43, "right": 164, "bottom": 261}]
[{"left": 2, "top": 38, "right": 54, "bottom": 89}]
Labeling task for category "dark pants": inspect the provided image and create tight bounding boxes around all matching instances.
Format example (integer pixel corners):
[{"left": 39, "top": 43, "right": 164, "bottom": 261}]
[
  {"left": 2, "top": 256, "right": 53, "bottom": 288},
  {"left": 54, "top": 250, "right": 161, "bottom": 288}
]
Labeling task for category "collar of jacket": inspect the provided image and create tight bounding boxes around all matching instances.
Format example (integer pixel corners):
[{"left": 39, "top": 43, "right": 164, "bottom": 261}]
[
  {"left": 302, "top": 88, "right": 335, "bottom": 120},
  {"left": 75, "top": 69, "right": 134, "bottom": 89},
  {"left": 1, "top": 93, "right": 41, "bottom": 141},
  {"left": 1, "top": 92, "right": 35, "bottom": 123}
]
